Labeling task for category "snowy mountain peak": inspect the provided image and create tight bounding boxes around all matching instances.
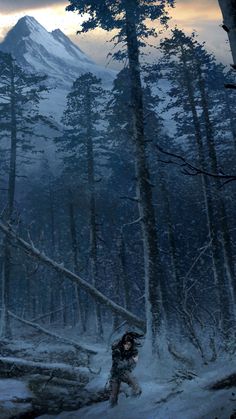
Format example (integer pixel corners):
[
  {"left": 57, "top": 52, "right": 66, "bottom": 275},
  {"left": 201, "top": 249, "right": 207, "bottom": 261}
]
[
  {"left": 17, "top": 15, "right": 45, "bottom": 30},
  {"left": 0, "top": 16, "right": 116, "bottom": 119},
  {"left": 51, "top": 28, "right": 85, "bottom": 57},
  {"left": 0, "top": 15, "right": 91, "bottom": 68},
  {"left": 1, "top": 16, "right": 43, "bottom": 50},
  {"left": 51, "top": 28, "right": 67, "bottom": 39},
  {"left": 0, "top": 16, "right": 115, "bottom": 85}
]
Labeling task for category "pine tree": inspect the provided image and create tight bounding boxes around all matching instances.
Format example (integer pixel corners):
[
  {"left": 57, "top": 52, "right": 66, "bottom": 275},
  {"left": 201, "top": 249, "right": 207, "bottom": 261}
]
[
  {"left": 56, "top": 72, "right": 107, "bottom": 338},
  {"left": 159, "top": 29, "right": 235, "bottom": 335},
  {"left": 66, "top": 0, "right": 175, "bottom": 353},
  {"left": 0, "top": 52, "right": 51, "bottom": 337},
  {"left": 107, "top": 67, "right": 165, "bottom": 321}
]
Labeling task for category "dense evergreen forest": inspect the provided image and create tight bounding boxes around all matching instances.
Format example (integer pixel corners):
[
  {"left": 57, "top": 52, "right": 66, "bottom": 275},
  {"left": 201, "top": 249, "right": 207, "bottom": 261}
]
[{"left": 0, "top": 0, "right": 236, "bottom": 416}]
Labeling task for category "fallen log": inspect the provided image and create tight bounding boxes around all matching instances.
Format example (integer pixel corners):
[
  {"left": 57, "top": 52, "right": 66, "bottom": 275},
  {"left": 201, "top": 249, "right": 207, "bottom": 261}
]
[
  {"left": 28, "top": 374, "right": 88, "bottom": 389},
  {"left": 29, "top": 382, "right": 110, "bottom": 415},
  {"left": 8, "top": 310, "right": 96, "bottom": 356},
  {"left": 208, "top": 373, "right": 236, "bottom": 390},
  {"left": 0, "top": 356, "right": 90, "bottom": 382},
  {"left": 0, "top": 221, "right": 145, "bottom": 331}
]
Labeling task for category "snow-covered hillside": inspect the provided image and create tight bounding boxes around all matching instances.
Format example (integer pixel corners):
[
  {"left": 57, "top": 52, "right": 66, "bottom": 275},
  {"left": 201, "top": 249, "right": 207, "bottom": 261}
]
[
  {"left": 0, "top": 335, "right": 235, "bottom": 419},
  {"left": 0, "top": 16, "right": 116, "bottom": 120},
  {"left": 37, "top": 344, "right": 236, "bottom": 419}
]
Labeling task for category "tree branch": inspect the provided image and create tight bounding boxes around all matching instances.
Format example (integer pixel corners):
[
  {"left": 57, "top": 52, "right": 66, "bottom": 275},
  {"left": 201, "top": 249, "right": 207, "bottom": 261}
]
[
  {"left": 0, "top": 220, "right": 145, "bottom": 331},
  {"left": 155, "top": 145, "right": 236, "bottom": 185}
]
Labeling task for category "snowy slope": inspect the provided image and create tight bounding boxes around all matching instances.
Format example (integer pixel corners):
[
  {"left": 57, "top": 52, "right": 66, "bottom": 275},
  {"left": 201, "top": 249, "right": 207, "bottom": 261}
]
[
  {"left": 37, "top": 345, "right": 236, "bottom": 419},
  {"left": 0, "top": 331, "right": 234, "bottom": 419},
  {"left": 0, "top": 16, "right": 116, "bottom": 120}
]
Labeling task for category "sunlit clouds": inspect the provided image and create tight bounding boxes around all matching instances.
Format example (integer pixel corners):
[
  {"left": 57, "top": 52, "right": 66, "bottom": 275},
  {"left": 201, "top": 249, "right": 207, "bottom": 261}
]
[
  {"left": 0, "top": 3, "right": 83, "bottom": 38},
  {"left": 0, "top": 0, "right": 232, "bottom": 67}
]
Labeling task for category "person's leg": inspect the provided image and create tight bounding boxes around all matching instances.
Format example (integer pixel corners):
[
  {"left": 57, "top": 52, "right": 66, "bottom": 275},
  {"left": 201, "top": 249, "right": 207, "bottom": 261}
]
[
  {"left": 109, "top": 378, "right": 121, "bottom": 407},
  {"left": 121, "top": 372, "right": 142, "bottom": 397}
]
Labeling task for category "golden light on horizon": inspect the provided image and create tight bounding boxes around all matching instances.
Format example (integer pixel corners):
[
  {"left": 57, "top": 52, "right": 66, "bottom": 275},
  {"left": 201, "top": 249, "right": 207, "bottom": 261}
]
[
  {"left": 171, "top": 2, "right": 221, "bottom": 23},
  {"left": 0, "top": 0, "right": 229, "bottom": 66},
  {"left": 0, "top": 1, "right": 221, "bottom": 39}
]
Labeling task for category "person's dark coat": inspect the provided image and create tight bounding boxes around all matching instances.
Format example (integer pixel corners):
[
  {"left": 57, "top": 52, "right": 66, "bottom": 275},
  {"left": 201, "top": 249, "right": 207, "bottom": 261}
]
[{"left": 110, "top": 341, "right": 138, "bottom": 379}]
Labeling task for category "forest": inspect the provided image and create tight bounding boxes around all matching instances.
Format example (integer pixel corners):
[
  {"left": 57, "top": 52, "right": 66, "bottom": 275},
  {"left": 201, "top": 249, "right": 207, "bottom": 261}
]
[{"left": 0, "top": 0, "right": 235, "bottom": 418}]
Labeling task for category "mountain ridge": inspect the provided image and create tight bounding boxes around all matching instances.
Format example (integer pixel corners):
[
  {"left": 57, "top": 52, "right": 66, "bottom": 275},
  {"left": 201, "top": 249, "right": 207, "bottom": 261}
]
[
  {"left": 0, "top": 16, "right": 116, "bottom": 120},
  {"left": 0, "top": 16, "right": 115, "bottom": 87}
]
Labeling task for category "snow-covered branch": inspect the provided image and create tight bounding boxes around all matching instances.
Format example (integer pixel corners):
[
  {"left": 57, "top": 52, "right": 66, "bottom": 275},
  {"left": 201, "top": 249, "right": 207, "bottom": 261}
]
[{"left": 0, "top": 220, "right": 145, "bottom": 331}]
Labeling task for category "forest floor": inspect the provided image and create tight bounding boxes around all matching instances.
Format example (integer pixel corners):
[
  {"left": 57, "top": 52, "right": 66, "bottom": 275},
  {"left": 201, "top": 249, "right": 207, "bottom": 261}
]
[
  {"left": 37, "top": 340, "right": 236, "bottom": 419},
  {"left": 0, "top": 327, "right": 235, "bottom": 419}
]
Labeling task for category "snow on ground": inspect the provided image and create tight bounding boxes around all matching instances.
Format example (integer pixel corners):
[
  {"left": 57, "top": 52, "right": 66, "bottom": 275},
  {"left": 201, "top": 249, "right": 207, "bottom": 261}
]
[
  {"left": 38, "top": 375, "right": 236, "bottom": 419},
  {"left": 0, "top": 379, "right": 31, "bottom": 401},
  {"left": 40, "top": 381, "right": 235, "bottom": 419},
  {"left": 36, "top": 337, "right": 236, "bottom": 419},
  {"left": 0, "top": 379, "right": 32, "bottom": 419},
  {"left": 0, "top": 328, "right": 235, "bottom": 419}
]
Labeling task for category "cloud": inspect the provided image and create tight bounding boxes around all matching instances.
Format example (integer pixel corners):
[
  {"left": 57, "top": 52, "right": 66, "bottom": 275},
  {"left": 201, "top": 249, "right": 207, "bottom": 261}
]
[
  {"left": 0, "top": 0, "right": 229, "bottom": 70},
  {"left": 177, "top": 0, "right": 216, "bottom": 4},
  {"left": 0, "top": 0, "right": 66, "bottom": 13},
  {"left": 0, "top": 0, "right": 221, "bottom": 17},
  {"left": 172, "top": 0, "right": 221, "bottom": 23}
]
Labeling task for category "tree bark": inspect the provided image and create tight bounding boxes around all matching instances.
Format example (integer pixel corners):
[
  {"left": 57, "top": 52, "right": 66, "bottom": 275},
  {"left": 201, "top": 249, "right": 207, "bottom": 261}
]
[
  {"left": 68, "top": 190, "right": 85, "bottom": 331},
  {"left": 160, "top": 173, "right": 181, "bottom": 303},
  {"left": 86, "top": 86, "right": 103, "bottom": 339},
  {"left": 158, "top": 171, "right": 182, "bottom": 334},
  {"left": 224, "top": 90, "right": 236, "bottom": 149},
  {"left": 197, "top": 63, "right": 235, "bottom": 321},
  {"left": 218, "top": 0, "right": 236, "bottom": 65},
  {"left": 49, "top": 181, "right": 57, "bottom": 325},
  {"left": 124, "top": 0, "right": 163, "bottom": 352},
  {"left": 1, "top": 56, "right": 17, "bottom": 339},
  {"left": 181, "top": 48, "right": 234, "bottom": 334},
  {"left": 117, "top": 232, "right": 131, "bottom": 311}
]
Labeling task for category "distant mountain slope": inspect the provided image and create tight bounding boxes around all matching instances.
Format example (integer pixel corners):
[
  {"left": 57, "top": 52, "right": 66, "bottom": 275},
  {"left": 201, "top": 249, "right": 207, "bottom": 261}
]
[
  {"left": 0, "top": 16, "right": 115, "bottom": 87},
  {"left": 0, "top": 16, "right": 116, "bottom": 120}
]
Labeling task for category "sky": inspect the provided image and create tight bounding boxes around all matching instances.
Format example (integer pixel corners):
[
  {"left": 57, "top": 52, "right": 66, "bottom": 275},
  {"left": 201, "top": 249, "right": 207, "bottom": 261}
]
[{"left": 0, "top": 0, "right": 232, "bottom": 68}]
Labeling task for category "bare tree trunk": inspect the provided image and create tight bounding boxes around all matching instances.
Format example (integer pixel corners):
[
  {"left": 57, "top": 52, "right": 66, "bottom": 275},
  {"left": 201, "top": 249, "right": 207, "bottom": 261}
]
[
  {"left": 112, "top": 270, "right": 121, "bottom": 332},
  {"left": 49, "top": 185, "right": 56, "bottom": 325},
  {"left": 159, "top": 174, "right": 181, "bottom": 303},
  {"left": 157, "top": 170, "right": 183, "bottom": 337},
  {"left": 197, "top": 64, "right": 235, "bottom": 319},
  {"left": 224, "top": 90, "right": 236, "bottom": 149},
  {"left": 1, "top": 57, "right": 17, "bottom": 339},
  {"left": 85, "top": 88, "right": 103, "bottom": 339},
  {"left": 181, "top": 50, "right": 234, "bottom": 335},
  {"left": 124, "top": 2, "right": 163, "bottom": 352},
  {"left": 68, "top": 190, "right": 85, "bottom": 331},
  {"left": 218, "top": 0, "right": 236, "bottom": 65},
  {"left": 117, "top": 232, "right": 131, "bottom": 311}
]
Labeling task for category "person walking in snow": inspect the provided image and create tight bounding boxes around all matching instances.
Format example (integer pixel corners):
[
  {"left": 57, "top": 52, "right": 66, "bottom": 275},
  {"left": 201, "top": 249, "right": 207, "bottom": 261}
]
[{"left": 109, "top": 331, "right": 143, "bottom": 407}]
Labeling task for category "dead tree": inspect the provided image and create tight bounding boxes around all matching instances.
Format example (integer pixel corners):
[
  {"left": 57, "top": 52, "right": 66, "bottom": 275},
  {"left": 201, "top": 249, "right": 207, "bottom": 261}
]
[{"left": 0, "top": 220, "right": 146, "bottom": 331}]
